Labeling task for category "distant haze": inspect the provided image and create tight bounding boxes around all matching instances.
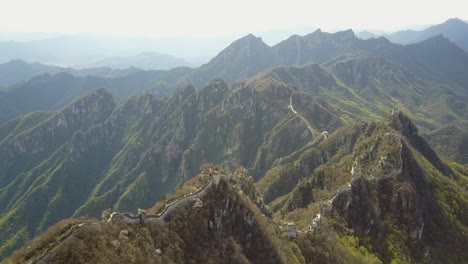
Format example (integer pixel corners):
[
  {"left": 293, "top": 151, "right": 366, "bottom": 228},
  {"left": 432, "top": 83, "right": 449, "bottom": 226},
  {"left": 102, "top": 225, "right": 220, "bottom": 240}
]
[
  {"left": 1, "top": 0, "right": 466, "bottom": 66},
  {"left": 1, "top": 0, "right": 466, "bottom": 37}
]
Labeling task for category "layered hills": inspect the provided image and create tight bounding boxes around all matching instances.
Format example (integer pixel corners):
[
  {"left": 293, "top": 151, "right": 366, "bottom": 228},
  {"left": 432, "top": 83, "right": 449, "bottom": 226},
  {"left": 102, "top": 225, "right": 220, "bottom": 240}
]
[
  {"left": 0, "top": 59, "right": 140, "bottom": 86},
  {"left": 0, "top": 59, "right": 467, "bottom": 259},
  {"left": 77, "top": 51, "right": 192, "bottom": 70},
  {"left": 0, "top": 26, "right": 467, "bottom": 262},
  {"left": 6, "top": 112, "right": 467, "bottom": 263},
  {"left": 0, "top": 73, "right": 329, "bottom": 257},
  {"left": 0, "top": 66, "right": 192, "bottom": 125},
  {"left": 2, "top": 28, "right": 468, "bottom": 128},
  {"left": 381, "top": 18, "right": 468, "bottom": 52}
]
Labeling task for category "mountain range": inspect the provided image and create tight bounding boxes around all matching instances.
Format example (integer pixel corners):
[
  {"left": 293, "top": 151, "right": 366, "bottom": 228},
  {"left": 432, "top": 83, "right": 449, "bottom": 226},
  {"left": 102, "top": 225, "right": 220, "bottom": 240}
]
[
  {"left": 5, "top": 108, "right": 467, "bottom": 263},
  {"left": 75, "top": 51, "right": 193, "bottom": 70},
  {"left": 0, "top": 59, "right": 141, "bottom": 86},
  {"left": 0, "top": 34, "right": 233, "bottom": 67},
  {"left": 2, "top": 28, "right": 467, "bottom": 124},
  {"left": 1, "top": 29, "right": 467, "bottom": 162},
  {"left": 0, "top": 23, "right": 467, "bottom": 262},
  {"left": 357, "top": 18, "right": 468, "bottom": 53}
]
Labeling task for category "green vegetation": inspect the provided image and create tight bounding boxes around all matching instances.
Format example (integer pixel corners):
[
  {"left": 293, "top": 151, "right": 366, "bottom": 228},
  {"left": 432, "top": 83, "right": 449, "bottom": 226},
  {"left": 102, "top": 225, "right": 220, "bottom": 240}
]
[
  {"left": 6, "top": 169, "right": 296, "bottom": 263},
  {"left": 0, "top": 28, "right": 468, "bottom": 262},
  {"left": 260, "top": 111, "right": 468, "bottom": 263}
]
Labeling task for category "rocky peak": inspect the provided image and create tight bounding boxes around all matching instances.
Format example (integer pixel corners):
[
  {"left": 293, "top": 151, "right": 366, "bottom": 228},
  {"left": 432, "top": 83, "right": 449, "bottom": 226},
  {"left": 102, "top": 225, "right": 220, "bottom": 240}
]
[
  {"left": 236, "top": 33, "right": 266, "bottom": 47},
  {"left": 387, "top": 109, "right": 450, "bottom": 175},
  {"left": 197, "top": 79, "right": 229, "bottom": 105},
  {"left": 323, "top": 113, "right": 464, "bottom": 262},
  {"left": 219, "top": 33, "right": 269, "bottom": 57},
  {"left": 10, "top": 170, "right": 283, "bottom": 263},
  {"left": 0, "top": 88, "right": 115, "bottom": 189},
  {"left": 388, "top": 109, "right": 419, "bottom": 139},
  {"left": 303, "top": 28, "right": 356, "bottom": 43},
  {"left": 61, "top": 88, "right": 115, "bottom": 124},
  {"left": 311, "top": 28, "right": 323, "bottom": 35},
  {"left": 174, "top": 84, "right": 196, "bottom": 102},
  {"left": 333, "top": 29, "right": 356, "bottom": 41}
]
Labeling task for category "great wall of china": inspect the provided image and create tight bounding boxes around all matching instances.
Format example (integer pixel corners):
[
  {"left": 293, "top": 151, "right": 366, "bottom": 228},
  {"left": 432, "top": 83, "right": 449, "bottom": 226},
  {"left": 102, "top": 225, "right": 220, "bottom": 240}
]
[{"left": 107, "top": 173, "right": 230, "bottom": 225}]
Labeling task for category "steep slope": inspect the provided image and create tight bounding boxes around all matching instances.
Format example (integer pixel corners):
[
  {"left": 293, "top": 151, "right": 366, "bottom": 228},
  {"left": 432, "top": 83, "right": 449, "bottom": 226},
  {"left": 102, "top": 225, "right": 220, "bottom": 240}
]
[
  {"left": 7, "top": 169, "right": 301, "bottom": 264},
  {"left": 374, "top": 35, "right": 468, "bottom": 97},
  {"left": 248, "top": 60, "right": 468, "bottom": 134},
  {"left": 326, "top": 111, "right": 467, "bottom": 263},
  {"left": 189, "top": 29, "right": 468, "bottom": 96},
  {"left": 185, "top": 34, "right": 274, "bottom": 85},
  {"left": 6, "top": 113, "right": 466, "bottom": 263},
  {"left": 0, "top": 72, "right": 346, "bottom": 258},
  {"left": 260, "top": 111, "right": 468, "bottom": 263},
  {"left": 0, "top": 30, "right": 468, "bottom": 258},
  {"left": 156, "top": 32, "right": 464, "bottom": 99},
  {"left": 0, "top": 89, "right": 115, "bottom": 257},
  {"left": 330, "top": 56, "right": 468, "bottom": 128},
  {"left": 1, "top": 55, "right": 468, "bottom": 257},
  {"left": 423, "top": 124, "right": 468, "bottom": 165},
  {"left": 0, "top": 89, "right": 115, "bottom": 188},
  {"left": 272, "top": 29, "right": 361, "bottom": 65}
]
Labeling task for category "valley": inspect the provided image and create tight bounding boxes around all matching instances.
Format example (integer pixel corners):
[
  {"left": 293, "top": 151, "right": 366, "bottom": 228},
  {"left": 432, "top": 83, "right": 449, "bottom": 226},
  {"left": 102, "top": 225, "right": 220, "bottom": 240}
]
[{"left": 0, "top": 14, "right": 467, "bottom": 264}]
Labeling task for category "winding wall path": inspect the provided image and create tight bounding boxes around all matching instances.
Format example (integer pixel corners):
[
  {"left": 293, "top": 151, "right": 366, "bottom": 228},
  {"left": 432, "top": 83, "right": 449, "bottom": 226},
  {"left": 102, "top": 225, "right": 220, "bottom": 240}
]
[
  {"left": 289, "top": 93, "right": 316, "bottom": 137},
  {"left": 109, "top": 174, "right": 230, "bottom": 224}
]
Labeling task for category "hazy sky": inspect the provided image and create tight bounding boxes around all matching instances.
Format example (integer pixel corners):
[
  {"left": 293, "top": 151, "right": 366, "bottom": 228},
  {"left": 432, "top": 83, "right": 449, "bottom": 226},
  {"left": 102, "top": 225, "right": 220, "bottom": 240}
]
[{"left": 1, "top": 0, "right": 466, "bottom": 37}]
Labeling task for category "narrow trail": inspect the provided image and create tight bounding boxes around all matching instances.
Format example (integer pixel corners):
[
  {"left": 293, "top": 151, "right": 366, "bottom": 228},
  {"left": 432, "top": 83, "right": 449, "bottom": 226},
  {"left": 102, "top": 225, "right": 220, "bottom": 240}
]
[
  {"left": 289, "top": 93, "right": 298, "bottom": 114},
  {"left": 34, "top": 174, "right": 231, "bottom": 261},
  {"left": 289, "top": 93, "right": 316, "bottom": 137},
  {"left": 32, "top": 223, "right": 86, "bottom": 263}
]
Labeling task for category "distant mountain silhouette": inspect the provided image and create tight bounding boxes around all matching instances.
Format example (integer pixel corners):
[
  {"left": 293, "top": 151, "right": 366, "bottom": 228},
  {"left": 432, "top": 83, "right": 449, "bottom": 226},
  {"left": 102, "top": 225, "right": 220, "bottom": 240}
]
[
  {"left": 187, "top": 29, "right": 468, "bottom": 95},
  {"left": 358, "top": 18, "right": 468, "bottom": 52},
  {"left": 78, "top": 51, "right": 193, "bottom": 70},
  {"left": 0, "top": 59, "right": 140, "bottom": 86}
]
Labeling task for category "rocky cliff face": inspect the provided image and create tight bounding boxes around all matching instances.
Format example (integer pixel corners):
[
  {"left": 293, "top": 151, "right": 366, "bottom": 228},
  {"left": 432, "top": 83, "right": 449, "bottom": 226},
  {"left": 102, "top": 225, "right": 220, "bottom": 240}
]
[
  {"left": 0, "top": 71, "right": 344, "bottom": 257},
  {"left": 8, "top": 170, "right": 294, "bottom": 264},
  {"left": 3, "top": 110, "right": 467, "bottom": 263},
  {"left": 265, "top": 111, "right": 468, "bottom": 263},
  {"left": 326, "top": 111, "right": 468, "bottom": 263},
  {"left": 1, "top": 49, "right": 467, "bottom": 260},
  {"left": 0, "top": 88, "right": 115, "bottom": 188}
]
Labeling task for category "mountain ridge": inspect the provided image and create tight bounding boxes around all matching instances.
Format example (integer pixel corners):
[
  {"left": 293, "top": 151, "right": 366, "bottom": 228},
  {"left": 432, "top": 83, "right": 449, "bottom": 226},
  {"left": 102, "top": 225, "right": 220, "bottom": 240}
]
[
  {"left": 5, "top": 111, "right": 467, "bottom": 263},
  {"left": 1, "top": 57, "right": 467, "bottom": 257},
  {"left": 358, "top": 18, "right": 468, "bottom": 53},
  {"left": 0, "top": 25, "right": 467, "bottom": 260},
  {"left": 0, "top": 59, "right": 141, "bottom": 86},
  {"left": 1, "top": 28, "right": 467, "bottom": 128}
]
